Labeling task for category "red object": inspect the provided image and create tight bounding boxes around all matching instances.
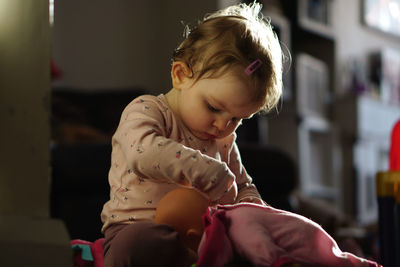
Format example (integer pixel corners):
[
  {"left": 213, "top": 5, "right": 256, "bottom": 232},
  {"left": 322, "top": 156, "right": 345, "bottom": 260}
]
[
  {"left": 196, "top": 209, "right": 234, "bottom": 267},
  {"left": 71, "top": 238, "right": 104, "bottom": 267},
  {"left": 197, "top": 204, "right": 379, "bottom": 267},
  {"left": 51, "top": 59, "right": 62, "bottom": 80},
  {"left": 390, "top": 120, "right": 400, "bottom": 170}
]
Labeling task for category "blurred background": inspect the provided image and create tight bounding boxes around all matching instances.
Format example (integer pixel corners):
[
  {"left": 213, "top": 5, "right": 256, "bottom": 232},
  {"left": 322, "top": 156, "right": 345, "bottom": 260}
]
[{"left": 1, "top": 0, "right": 400, "bottom": 265}]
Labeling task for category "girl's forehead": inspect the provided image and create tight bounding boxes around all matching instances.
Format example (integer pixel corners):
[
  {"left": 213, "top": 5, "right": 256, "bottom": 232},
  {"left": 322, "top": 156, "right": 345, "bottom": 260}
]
[
  {"left": 213, "top": 69, "right": 259, "bottom": 98},
  {"left": 203, "top": 74, "right": 263, "bottom": 117}
]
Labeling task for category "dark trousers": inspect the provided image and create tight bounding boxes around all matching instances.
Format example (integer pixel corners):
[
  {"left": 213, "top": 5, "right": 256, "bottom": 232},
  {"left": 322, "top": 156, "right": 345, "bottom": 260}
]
[{"left": 103, "top": 221, "right": 195, "bottom": 267}]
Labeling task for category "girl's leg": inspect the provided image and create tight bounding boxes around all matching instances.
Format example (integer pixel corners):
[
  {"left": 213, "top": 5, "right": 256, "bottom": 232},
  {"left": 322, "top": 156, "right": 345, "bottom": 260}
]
[{"left": 103, "top": 221, "right": 194, "bottom": 267}]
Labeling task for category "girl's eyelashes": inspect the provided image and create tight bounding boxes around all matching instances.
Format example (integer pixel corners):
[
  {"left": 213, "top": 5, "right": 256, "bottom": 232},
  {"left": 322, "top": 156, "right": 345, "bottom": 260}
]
[
  {"left": 206, "top": 101, "right": 241, "bottom": 123},
  {"left": 207, "top": 103, "right": 220, "bottom": 113},
  {"left": 205, "top": 100, "right": 242, "bottom": 123}
]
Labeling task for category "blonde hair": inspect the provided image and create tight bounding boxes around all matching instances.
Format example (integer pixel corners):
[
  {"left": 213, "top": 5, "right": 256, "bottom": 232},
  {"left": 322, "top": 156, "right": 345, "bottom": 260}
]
[{"left": 172, "top": 2, "right": 283, "bottom": 112}]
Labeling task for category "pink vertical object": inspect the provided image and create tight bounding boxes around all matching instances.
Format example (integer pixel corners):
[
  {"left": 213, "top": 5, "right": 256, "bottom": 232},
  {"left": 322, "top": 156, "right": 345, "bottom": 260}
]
[{"left": 390, "top": 120, "right": 400, "bottom": 171}]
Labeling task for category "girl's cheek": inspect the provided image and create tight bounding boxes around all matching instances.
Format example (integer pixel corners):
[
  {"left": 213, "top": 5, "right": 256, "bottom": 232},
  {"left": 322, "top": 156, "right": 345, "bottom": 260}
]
[
  {"left": 221, "top": 124, "right": 236, "bottom": 137},
  {"left": 231, "top": 123, "right": 239, "bottom": 132}
]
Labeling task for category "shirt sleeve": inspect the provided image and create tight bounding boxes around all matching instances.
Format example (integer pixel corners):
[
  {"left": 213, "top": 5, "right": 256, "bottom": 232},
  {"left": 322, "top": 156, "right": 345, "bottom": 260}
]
[{"left": 113, "top": 96, "right": 235, "bottom": 202}]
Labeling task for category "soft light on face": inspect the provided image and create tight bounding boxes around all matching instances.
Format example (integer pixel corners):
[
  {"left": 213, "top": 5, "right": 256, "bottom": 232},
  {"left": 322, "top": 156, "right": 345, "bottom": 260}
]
[{"left": 177, "top": 69, "right": 263, "bottom": 140}]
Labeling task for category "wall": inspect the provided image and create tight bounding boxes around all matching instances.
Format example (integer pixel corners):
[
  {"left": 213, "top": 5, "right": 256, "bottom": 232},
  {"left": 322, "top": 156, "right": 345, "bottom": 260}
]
[
  {"left": 52, "top": 0, "right": 160, "bottom": 91},
  {"left": 0, "top": 0, "right": 51, "bottom": 217},
  {"left": 52, "top": 0, "right": 219, "bottom": 93}
]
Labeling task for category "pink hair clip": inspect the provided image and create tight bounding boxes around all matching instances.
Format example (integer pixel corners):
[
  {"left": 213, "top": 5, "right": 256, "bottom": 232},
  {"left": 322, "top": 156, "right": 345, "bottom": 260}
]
[{"left": 244, "top": 59, "right": 263, "bottom": 75}]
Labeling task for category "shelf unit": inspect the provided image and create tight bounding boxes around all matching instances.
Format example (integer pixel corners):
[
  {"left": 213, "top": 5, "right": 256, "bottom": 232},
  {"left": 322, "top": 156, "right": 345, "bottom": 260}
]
[
  {"left": 267, "top": 0, "right": 342, "bottom": 209},
  {"left": 298, "top": 116, "right": 341, "bottom": 204},
  {"left": 335, "top": 94, "right": 400, "bottom": 224}
]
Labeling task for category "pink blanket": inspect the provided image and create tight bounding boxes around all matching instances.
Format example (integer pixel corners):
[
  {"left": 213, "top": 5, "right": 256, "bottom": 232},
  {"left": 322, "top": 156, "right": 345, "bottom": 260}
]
[{"left": 197, "top": 203, "right": 379, "bottom": 267}]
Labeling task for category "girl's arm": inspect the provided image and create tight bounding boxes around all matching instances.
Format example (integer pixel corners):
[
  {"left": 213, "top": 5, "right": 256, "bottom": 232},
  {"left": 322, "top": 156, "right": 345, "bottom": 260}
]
[{"left": 113, "top": 96, "right": 235, "bottom": 202}]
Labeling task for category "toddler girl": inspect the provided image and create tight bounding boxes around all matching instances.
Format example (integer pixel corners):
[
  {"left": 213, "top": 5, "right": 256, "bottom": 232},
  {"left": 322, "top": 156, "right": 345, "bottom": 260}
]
[{"left": 101, "top": 2, "right": 283, "bottom": 266}]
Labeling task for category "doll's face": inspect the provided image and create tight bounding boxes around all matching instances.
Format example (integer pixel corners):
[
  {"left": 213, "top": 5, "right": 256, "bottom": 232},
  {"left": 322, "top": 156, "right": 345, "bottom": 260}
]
[
  {"left": 169, "top": 62, "right": 263, "bottom": 140},
  {"left": 155, "top": 187, "right": 210, "bottom": 251}
]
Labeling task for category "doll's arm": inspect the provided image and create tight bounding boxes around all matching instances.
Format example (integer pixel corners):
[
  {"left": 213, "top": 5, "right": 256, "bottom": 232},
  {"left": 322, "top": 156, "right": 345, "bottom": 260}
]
[{"left": 114, "top": 96, "right": 235, "bottom": 201}]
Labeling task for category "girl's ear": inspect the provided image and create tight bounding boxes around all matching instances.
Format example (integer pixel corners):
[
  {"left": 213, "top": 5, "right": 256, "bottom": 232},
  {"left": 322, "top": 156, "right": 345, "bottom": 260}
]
[{"left": 171, "top": 61, "right": 192, "bottom": 90}]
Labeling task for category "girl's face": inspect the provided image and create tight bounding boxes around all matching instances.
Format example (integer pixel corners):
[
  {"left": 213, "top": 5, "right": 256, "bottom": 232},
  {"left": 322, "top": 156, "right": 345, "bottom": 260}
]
[{"left": 170, "top": 64, "right": 263, "bottom": 141}]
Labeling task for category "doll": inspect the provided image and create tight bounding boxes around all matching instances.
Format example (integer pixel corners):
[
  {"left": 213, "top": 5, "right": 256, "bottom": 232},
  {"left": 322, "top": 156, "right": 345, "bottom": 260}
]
[{"left": 155, "top": 187, "right": 210, "bottom": 252}]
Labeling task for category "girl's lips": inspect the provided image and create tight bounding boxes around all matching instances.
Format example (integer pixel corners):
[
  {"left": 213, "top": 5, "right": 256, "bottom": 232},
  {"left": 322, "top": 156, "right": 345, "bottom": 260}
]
[{"left": 204, "top": 133, "right": 217, "bottom": 140}]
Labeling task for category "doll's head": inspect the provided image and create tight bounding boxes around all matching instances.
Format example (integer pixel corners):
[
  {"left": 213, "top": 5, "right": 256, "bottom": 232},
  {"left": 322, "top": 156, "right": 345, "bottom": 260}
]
[
  {"left": 155, "top": 187, "right": 210, "bottom": 251},
  {"left": 172, "top": 2, "right": 284, "bottom": 113}
]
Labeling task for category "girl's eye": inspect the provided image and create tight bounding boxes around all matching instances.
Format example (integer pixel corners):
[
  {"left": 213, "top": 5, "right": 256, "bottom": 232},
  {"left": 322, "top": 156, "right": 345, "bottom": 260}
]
[{"left": 207, "top": 103, "right": 220, "bottom": 113}]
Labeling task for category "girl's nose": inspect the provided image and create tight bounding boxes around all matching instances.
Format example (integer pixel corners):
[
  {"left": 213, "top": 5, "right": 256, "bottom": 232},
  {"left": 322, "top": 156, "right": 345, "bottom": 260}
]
[{"left": 213, "top": 117, "right": 231, "bottom": 132}]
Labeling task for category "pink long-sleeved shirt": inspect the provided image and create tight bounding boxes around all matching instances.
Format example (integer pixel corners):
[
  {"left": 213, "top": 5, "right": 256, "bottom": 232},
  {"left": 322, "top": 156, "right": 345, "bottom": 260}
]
[{"left": 101, "top": 94, "right": 261, "bottom": 232}]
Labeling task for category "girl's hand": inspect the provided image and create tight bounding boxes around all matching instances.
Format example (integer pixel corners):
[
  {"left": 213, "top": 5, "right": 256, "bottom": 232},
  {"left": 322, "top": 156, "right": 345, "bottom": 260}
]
[
  {"left": 250, "top": 198, "right": 266, "bottom": 205},
  {"left": 239, "top": 197, "right": 267, "bottom": 206},
  {"left": 214, "top": 181, "right": 238, "bottom": 205}
]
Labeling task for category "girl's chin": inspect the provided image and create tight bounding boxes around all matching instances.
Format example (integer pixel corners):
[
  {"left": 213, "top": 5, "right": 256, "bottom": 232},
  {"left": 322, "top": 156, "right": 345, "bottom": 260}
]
[
  {"left": 202, "top": 133, "right": 217, "bottom": 140},
  {"left": 192, "top": 131, "right": 217, "bottom": 141}
]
